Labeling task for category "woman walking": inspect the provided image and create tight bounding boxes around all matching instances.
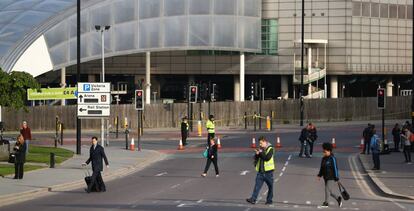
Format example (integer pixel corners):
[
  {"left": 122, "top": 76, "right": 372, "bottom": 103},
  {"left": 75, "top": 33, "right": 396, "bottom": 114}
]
[
  {"left": 14, "top": 135, "right": 27, "bottom": 179},
  {"left": 201, "top": 138, "right": 219, "bottom": 177},
  {"left": 401, "top": 128, "right": 412, "bottom": 164},
  {"left": 392, "top": 123, "right": 401, "bottom": 152}
]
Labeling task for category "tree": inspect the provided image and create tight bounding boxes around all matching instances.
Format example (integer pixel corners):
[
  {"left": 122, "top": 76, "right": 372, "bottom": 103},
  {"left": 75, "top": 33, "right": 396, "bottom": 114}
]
[{"left": 0, "top": 69, "right": 40, "bottom": 110}]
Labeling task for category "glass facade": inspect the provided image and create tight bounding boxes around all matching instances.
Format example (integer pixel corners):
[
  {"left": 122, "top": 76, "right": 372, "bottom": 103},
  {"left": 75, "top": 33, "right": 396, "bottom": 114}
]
[{"left": 261, "top": 19, "right": 278, "bottom": 55}]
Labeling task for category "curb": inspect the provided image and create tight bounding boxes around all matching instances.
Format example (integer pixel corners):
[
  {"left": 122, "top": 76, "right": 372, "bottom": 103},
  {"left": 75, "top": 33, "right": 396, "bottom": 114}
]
[
  {"left": 357, "top": 154, "right": 414, "bottom": 201},
  {"left": 0, "top": 150, "right": 167, "bottom": 207}
]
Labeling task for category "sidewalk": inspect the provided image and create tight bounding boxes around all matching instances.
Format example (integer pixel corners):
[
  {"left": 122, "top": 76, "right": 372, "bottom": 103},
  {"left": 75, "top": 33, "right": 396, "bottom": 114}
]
[
  {"left": 0, "top": 145, "right": 166, "bottom": 207},
  {"left": 359, "top": 152, "right": 414, "bottom": 200}
]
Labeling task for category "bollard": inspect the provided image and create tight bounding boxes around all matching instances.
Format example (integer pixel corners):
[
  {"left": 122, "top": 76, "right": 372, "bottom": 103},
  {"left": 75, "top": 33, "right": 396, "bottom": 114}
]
[
  {"left": 125, "top": 128, "right": 129, "bottom": 150},
  {"left": 50, "top": 153, "right": 55, "bottom": 168},
  {"left": 244, "top": 112, "right": 247, "bottom": 130},
  {"left": 197, "top": 121, "right": 202, "bottom": 137},
  {"left": 254, "top": 112, "right": 257, "bottom": 131},
  {"left": 60, "top": 123, "right": 64, "bottom": 145},
  {"left": 270, "top": 111, "right": 274, "bottom": 130},
  {"left": 266, "top": 116, "right": 270, "bottom": 131},
  {"left": 115, "top": 116, "right": 119, "bottom": 139}
]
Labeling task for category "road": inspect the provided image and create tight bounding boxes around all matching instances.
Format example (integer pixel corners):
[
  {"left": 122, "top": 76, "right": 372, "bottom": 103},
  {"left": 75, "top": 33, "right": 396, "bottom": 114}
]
[{"left": 2, "top": 123, "right": 414, "bottom": 210}]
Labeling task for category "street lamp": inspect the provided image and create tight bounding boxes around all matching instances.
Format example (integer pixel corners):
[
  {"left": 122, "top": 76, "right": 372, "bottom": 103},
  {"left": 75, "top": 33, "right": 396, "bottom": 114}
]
[
  {"left": 300, "top": 0, "right": 305, "bottom": 126},
  {"left": 95, "top": 25, "right": 110, "bottom": 147}
]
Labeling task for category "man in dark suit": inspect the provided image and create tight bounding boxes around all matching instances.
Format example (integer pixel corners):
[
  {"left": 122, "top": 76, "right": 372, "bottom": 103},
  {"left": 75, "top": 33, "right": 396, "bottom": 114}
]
[{"left": 82, "top": 136, "right": 109, "bottom": 193}]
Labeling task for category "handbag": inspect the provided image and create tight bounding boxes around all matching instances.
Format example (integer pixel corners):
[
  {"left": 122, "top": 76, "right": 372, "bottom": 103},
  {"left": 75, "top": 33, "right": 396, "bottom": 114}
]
[
  {"left": 8, "top": 153, "right": 15, "bottom": 164},
  {"left": 202, "top": 149, "right": 208, "bottom": 158},
  {"left": 338, "top": 181, "right": 350, "bottom": 200},
  {"left": 410, "top": 134, "right": 414, "bottom": 142}
]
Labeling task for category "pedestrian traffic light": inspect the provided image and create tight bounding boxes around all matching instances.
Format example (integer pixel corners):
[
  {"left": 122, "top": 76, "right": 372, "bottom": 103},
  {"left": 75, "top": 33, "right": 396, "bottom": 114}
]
[
  {"left": 189, "top": 85, "right": 198, "bottom": 103},
  {"left": 377, "top": 88, "right": 385, "bottom": 109},
  {"left": 135, "top": 90, "right": 144, "bottom": 110}
]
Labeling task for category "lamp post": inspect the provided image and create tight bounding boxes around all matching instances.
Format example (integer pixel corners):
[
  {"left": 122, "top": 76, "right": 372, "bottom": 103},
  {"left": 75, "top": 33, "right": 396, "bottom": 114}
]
[
  {"left": 95, "top": 25, "right": 110, "bottom": 147},
  {"left": 300, "top": 0, "right": 305, "bottom": 127},
  {"left": 412, "top": 4, "right": 414, "bottom": 126},
  {"left": 76, "top": 0, "right": 81, "bottom": 154}
]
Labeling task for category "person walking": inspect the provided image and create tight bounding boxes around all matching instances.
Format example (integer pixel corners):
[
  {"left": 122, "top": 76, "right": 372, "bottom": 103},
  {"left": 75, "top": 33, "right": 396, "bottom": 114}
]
[
  {"left": 298, "top": 125, "right": 310, "bottom": 158},
  {"left": 308, "top": 123, "right": 318, "bottom": 157},
  {"left": 392, "top": 123, "right": 401, "bottom": 152},
  {"left": 370, "top": 129, "right": 381, "bottom": 170},
  {"left": 82, "top": 136, "right": 109, "bottom": 193},
  {"left": 206, "top": 115, "right": 215, "bottom": 146},
  {"left": 201, "top": 138, "right": 219, "bottom": 177},
  {"left": 401, "top": 128, "right": 412, "bottom": 164},
  {"left": 181, "top": 116, "right": 189, "bottom": 146},
  {"left": 20, "top": 121, "right": 31, "bottom": 154},
  {"left": 361, "top": 123, "right": 372, "bottom": 154},
  {"left": 317, "top": 142, "right": 342, "bottom": 208},
  {"left": 246, "top": 136, "right": 275, "bottom": 205},
  {"left": 13, "top": 135, "right": 26, "bottom": 179}
]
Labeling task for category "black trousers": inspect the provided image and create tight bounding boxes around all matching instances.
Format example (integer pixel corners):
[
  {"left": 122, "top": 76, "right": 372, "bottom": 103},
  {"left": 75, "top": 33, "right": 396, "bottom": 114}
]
[
  {"left": 14, "top": 163, "right": 24, "bottom": 179},
  {"left": 182, "top": 134, "right": 188, "bottom": 145},
  {"left": 394, "top": 138, "right": 400, "bottom": 151},
  {"left": 372, "top": 153, "right": 380, "bottom": 169},
  {"left": 88, "top": 170, "right": 106, "bottom": 192},
  {"left": 207, "top": 133, "right": 215, "bottom": 145},
  {"left": 203, "top": 158, "right": 219, "bottom": 175},
  {"left": 363, "top": 140, "right": 371, "bottom": 154},
  {"left": 403, "top": 146, "right": 412, "bottom": 162},
  {"left": 309, "top": 140, "right": 314, "bottom": 155}
]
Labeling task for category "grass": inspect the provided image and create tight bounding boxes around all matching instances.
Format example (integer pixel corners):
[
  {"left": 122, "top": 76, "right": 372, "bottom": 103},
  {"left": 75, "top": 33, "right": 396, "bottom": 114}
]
[
  {"left": 26, "top": 146, "right": 74, "bottom": 164},
  {"left": 0, "top": 164, "right": 44, "bottom": 177}
]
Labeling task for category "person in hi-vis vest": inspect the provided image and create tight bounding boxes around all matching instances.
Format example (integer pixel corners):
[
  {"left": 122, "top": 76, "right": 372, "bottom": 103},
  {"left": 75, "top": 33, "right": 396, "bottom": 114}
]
[
  {"left": 206, "top": 115, "right": 215, "bottom": 146},
  {"left": 246, "top": 136, "right": 275, "bottom": 205}
]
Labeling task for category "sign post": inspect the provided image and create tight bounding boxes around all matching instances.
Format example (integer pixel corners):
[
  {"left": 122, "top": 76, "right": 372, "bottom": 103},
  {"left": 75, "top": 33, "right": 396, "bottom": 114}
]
[{"left": 377, "top": 88, "right": 387, "bottom": 152}]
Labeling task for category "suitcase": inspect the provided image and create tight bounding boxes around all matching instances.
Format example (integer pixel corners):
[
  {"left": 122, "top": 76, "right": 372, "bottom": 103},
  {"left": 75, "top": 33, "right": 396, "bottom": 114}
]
[{"left": 84, "top": 169, "right": 99, "bottom": 192}]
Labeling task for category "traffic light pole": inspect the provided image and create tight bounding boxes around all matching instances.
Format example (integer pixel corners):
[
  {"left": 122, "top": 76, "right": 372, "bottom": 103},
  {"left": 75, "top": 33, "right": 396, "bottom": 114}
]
[
  {"left": 382, "top": 108, "right": 385, "bottom": 151},
  {"left": 76, "top": 0, "right": 81, "bottom": 155},
  {"left": 137, "top": 110, "right": 142, "bottom": 151}
]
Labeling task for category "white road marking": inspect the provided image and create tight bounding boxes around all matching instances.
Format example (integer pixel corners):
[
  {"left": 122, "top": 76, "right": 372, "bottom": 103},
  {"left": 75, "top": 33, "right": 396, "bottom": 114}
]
[
  {"left": 171, "top": 184, "right": 180, "bottom": 189},
  {"left": 282, "top": 167, "right": 286, "bottom": 172},
  {"left": 283, "top": 201, "right": 289, "bottom": 204},
  {"left": 306, "top": 201, "right": 311, "bottom": 205},
  {"left": 155, "top": 172, "right": 167, "bottom": 177},
  {"left": 285, "top": 161, "right": 289, "bottom": 166},
  {"left": 279, "top": 172, "right": 284, "bottom": 177},
  {"left": 288, "top": 155, "right": 292, "bottom": 160},
  {"left": 240, "top": 170, "right": 250, "bottom": 175},
  {"left": 177, "top": 203, "right": 187, "bottom": 207}
]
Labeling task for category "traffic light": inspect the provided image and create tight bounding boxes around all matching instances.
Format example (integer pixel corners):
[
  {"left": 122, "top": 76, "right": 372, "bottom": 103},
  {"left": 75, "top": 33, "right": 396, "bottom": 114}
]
[
  {"left": 377, "top": 88, "right": 385, "bottom": 109},
  {"left": 189, "top": 85, "right": 198, "bottom": 103},
  {"left": 135, "top": 90, "right": 144, "bottom": 110},
  {"left": 211, "top": 83, "right": 218, "bottom": 102}
]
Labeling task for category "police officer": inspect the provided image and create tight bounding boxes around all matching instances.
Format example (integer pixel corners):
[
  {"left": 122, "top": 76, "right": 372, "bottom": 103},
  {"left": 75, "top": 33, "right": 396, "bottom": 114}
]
[
  {"left": 181, "top": 116, "right": 189, "bottom": 146},
  {"left": 246, "top": 136, "right": 275, "bottom": 205},
  {"left": 206, "top": 115, "right": 215, "bottom": 146}
]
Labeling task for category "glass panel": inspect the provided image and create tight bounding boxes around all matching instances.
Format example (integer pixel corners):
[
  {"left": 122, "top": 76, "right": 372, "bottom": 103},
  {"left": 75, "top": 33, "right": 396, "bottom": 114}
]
[
  {"left": 12, "top": 10, "right": 51, "bottom": 27},
  {"left": 241, "top": 18, "right": 260, "bottom": 49},
  {"left": 114, "top": 0, "right": 136, "bottom": 24},
  {"left": 261, "top": 19, "right": 277, "bottom": 55},
  {"left": 189, "top": 16, "right": 211, "bottom": 46},
  {"left": 139, "top": 0, "right": 161, "bottom": 19},
  {"left": 380, "top": 4, "right": 388, "bottom": 18},
  {"left": 352, "top": 2, "right": 361, "bottom": 16},
  {"left": 371, "top": 3, "right": 379, "bottom": 17},
  {"left": 189, "top": 0, "right": 210, "bottom": 14},
  {"left": 114, "top": 22, "right": 137, "bottom": 51},
  {"left": 214, "top": 0, "right": 236, "bottom": 15},
  {"left": 398, "top": 5, "right": 406, "bottom": 19},
  {"left": 34, "top": 1, "right": 72, "bottom": 13},
  {"left": 389, "top": 4, "right": 397, "bottom": 18},
  {"left": 165, "top": 0, "right": 186, "bottom": 16},
  {"left": 45, "top": 22, "right": 68, "bottom": 47},
  {"left": 361, "top": 2, "right": 370, "bottom": 17},
  {"left": 407, "top": 5, "right": 413, "bottom": 19},
  {"left": 244, "top": 0, "right": 260, "bottom": 17},
  {"left": 90, "top": 4, "right": 112, "bottom": 28},
  {"left": 213, "top": 16, "right": 236, "bottom": 47},
  {"left": 164, "top": 17, "right": 187, "bottom": 46},
  {"left": 139, "top": 19, "right": 161, "bottom": 48}
]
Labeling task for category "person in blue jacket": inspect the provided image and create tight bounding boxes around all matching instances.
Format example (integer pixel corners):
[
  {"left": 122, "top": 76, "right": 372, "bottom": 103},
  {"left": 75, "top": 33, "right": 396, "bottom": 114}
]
[
  {"left": 370, "top": 128, "right": 381, "bottom": 170},
  {"left": 317, "top": 142, "right": 342, "bottom": 208}
]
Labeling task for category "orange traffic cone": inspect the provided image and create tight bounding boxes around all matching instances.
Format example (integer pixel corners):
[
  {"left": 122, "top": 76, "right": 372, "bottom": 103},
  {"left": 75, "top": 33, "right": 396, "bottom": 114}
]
[
  {"left": 276, "top": 137, "right": 282, "bottom": 148},
  {"left": 251, "top": 137, "right": 257, "bottom": 148},
  {"left": 178, "top": 139, "right": 184, "bottom": 150},
  {"left": 217, "top": 136, "right": 222, "bottom": 149},
  {"left": 130, "top": 138, "right": 135, "bottom": 151},
  {"left": 332, "top": 138, "right": 337, "bottom": 148},
  {"left": 359, "top": 138, "right": 364, "bottom": 150}
]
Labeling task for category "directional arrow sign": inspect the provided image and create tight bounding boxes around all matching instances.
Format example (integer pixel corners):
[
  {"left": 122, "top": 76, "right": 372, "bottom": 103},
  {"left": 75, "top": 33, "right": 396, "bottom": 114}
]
[
  {"left": 77, "top": 105, "right": 110, "bottom": 117},
  {"left": 79, "top": 95, "right": 83, "bottom": 103}
]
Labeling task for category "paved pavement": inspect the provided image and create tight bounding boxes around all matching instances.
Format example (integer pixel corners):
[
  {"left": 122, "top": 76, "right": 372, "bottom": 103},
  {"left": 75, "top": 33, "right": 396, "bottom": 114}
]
[
  {"left": 359, "top": 151, "right": 414, "bottom": 200},
  {"left": 1, "top": 120, "right": 414, "bottom": 210}
]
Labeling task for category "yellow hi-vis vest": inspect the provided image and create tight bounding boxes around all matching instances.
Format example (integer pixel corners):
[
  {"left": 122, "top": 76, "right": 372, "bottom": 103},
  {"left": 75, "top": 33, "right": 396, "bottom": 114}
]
[
  {"left": 206, "top": 120, "right": 215, "bottom": 133},
  {"left": 255, "top": 146, "right": 275, "bottom": 172}
]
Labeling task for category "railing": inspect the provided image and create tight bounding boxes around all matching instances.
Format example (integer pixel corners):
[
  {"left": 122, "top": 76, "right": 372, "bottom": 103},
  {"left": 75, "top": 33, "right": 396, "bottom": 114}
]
[{"left": 293, "top": 68, "right": 326, "bottom": 84}]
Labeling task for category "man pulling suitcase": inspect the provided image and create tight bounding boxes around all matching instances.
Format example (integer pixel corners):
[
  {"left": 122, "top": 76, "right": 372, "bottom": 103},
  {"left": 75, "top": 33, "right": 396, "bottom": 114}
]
[{"left": 82, "top": 136, "right": 109, "bottom": 193}]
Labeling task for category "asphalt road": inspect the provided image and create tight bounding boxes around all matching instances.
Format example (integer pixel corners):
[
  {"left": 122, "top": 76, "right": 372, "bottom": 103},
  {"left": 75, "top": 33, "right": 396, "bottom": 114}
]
[{"left": 2, "top": 122, "right": 414, "bottom": 211}]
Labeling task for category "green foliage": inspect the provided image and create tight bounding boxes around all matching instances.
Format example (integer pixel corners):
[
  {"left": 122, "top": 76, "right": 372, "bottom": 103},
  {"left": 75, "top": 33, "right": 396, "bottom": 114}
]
[
  {"left": 0, "top": 69, "right": 40, "bottom": 110},
  {"left": 0, "top": 164, "right": 44, "bottom": 176},
  {"left": 26, "top": 146, "right": 74, "bottom": 164}
]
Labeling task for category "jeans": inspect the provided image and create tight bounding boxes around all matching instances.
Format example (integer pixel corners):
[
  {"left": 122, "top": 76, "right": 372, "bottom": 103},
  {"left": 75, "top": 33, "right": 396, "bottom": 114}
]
[
  {"left": 299, "top": 140, "right": 310, "bottom": 157},
  {"left": 251, "top": 171, "right": 274, "bottom": 203},
  {"left": 363, "top": 139, "right": 370, "bottom": 154},
  {"left": 203, "top": 158, "right": 219, "bottom": 175},
  {"left": 403, "top": 145, "right": 412, "bottom": 162},
  {"left": 372, "top": 153, "right": 380, "bottom": 169},
  {"left": 324, "top": 180, "right": 339, "bottom": 203},
  {"left": 25, "top": 140, "right": 30, "bottom": 153}
]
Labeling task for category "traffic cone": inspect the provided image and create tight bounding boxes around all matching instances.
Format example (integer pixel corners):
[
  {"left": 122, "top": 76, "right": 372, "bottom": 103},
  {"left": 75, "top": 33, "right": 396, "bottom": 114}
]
[
  {"left": 130, "top": 138, "right": 135, "bottom": 151},
  {"left": 332, "top": 138, "right": 337, "bottom": 148},
  {"left": 217, "top": 136, "right": 222, "bottom": 149},
  {"left": 359, "top": 138, "right": 364, "bottom": 150},
  {"left": 251, "top": 137, "right": 256, "bottom": 148},
  {"left": 178, "top": 139, "right": 184, "bottom": 150},
  {"left": 276, "top": 137, "right": 282, "bottom": 148}
]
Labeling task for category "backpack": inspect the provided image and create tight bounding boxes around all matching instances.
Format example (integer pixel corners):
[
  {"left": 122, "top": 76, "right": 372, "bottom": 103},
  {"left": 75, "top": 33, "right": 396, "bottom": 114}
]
[{"left": 410, "top": 133, "right": 414, "bottom": 142}]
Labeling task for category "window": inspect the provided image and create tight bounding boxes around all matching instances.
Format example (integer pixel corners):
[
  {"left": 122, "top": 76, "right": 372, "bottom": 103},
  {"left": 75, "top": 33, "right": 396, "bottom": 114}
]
[
  {"left": 352, "top": 2, "right": 361, "bottom": 16},
  {"left": 398, "top": 5, "right": 406, "bottom": 19},
  {"left": 371, "top": 3, "right": 379, "bottom": 17},
  {"left": 389, "top": 4, "right": 397, "bottom": 18},
  {"left": 380, "top": 4, "right": 388, "bottom": 18},
  {"left": 261, "top": 19, "right": 278, "bottom": 55},
  {"left": 362, "top": 2, "right": 370, "bottom": 17},
  {"left": 408, "top": 5, "right": 413, "bottom": 19}
]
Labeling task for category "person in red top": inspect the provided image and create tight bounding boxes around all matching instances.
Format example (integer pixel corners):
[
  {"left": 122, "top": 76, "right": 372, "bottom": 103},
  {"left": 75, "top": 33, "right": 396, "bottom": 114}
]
[{"left": 20, "top": 121, "right": 31, "bottom": 153}]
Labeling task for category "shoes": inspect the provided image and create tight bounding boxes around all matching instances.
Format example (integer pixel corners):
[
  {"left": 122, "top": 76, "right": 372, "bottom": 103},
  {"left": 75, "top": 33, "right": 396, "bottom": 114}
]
[
  {"left": 320, "top": 202, "right": 329, "bottom": 208},
  {"left": 84, "top": 188, "right": 90, "bottom": 193},
  {"left": 201, "top": 173, "right": 207, "bottom": 177},
  {"left": 215, "top": 174, "right": 219, "bottom": 178},
  {"left": 371, "top": 168, "right": 379, "bottom": 170},
  {"left": 360, "top": 152, "right": 365, "bottom": 154},
  {"left": 265, "top": 201, "right": 273, "bottom": 205},
  {"left": 309, "top": 155, "right": 313, "bottom": 158},
  {"left": 246, "top": 198, "right": 256, "bottom": 204},
  {"left": 337, "top": 196, "right": 343, "bottom": 208},
  {"left": 306, "top": 156, "right": 311, "bottom": 158}
]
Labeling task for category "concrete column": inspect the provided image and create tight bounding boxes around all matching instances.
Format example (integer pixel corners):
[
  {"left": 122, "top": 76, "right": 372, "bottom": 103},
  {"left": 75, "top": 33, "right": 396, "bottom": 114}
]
[
  {"left": 145, "top": 52, "right": 151, "bottom": 104},
  {"left": 330, "top": 76, "right": 338, "bottom": 99},
  {"left": 281, "top": 76, "right": 289, "bottom": 99},
  {"left": 386, "top": 78, "right": 393, "bottom": 97},
  {"left": 308, "top": 47, "right": 312, "bottom": 98},
  {"left": 61, "top": 67, "right": 66, "bottom": 106},
  {"left": 234, "top": 75, "right": 240, "bottom": 101},
  {"left": 240, "top": 52, "right": 245, "bottom": 102},
  {"left": 88, "top": 74, "right": 95, "bottom": 82}
]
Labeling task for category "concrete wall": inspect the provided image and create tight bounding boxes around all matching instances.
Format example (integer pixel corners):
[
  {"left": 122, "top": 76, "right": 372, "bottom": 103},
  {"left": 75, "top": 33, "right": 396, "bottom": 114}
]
[{"left": 2, "top": 97, "right": 411, "bottom": 131}]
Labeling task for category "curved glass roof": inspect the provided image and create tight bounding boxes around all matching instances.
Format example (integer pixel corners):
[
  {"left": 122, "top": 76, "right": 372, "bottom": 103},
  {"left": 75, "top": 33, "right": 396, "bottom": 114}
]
[{"left": 0, "top": 0, "right": 76, "bottom": 71}]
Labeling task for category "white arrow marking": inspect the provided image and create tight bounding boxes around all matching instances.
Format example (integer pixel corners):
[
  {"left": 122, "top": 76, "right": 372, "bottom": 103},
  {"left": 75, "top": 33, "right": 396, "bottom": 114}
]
[
  {"left": 240, "top": 170, "right": 250, "bottom": 175},
  {"left": 155, "top": 172, "right": 167, "bottom": 177}
]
